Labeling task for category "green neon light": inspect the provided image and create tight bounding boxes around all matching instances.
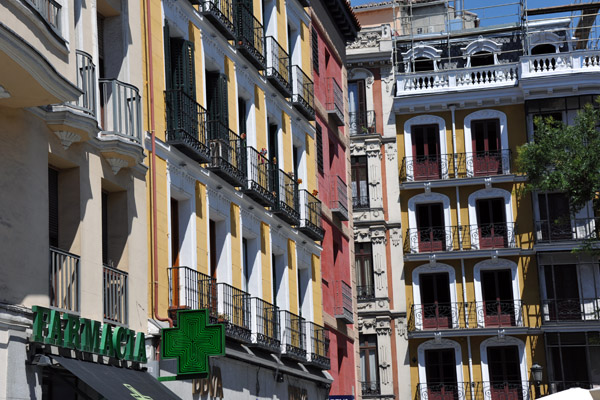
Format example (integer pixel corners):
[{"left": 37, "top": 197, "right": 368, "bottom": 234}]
[{"left": 160, "top": 309, "right": 225, "bottom": 378}]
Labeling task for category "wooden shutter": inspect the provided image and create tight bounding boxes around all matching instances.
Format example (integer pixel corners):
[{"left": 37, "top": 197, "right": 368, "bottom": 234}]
[
  {"left": 312, "top": 27, "right": 319, "bottom": 74},
  {"left": 164, "top": 22, "right": 172, "bottom": 90},
  {"left": 357, "top": 80, "right": 366, "bottom": 115},
  {"left": 316, "top": 123, "right": 323, "bottom": 174},
  {"left": 216, "top": 73, "right": 229, "bottom": 126},
  {"left": 171, "top": 38, "right": 196, "bottom": 98},
  {"left": 48, "top": 168, "right": 58, "bottom": 248}
]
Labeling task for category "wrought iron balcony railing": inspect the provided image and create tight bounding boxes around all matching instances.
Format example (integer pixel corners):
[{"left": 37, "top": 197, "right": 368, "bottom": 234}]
[
  {"left": 416, "top": 381, "right": 532, "bottom": 400},
  {"left": 250, "top": 297, "right": 280, "bottom": 351},
  {"left": 49, "top": 246, "right": 80, "bottom": 313},
  {"left": 291, "top": 65, "right": 315, "bottom": 121},
  {"left": 542, "top": 298, "right": 600, "bottom": 323},
  {"left": 305, "top": 322, "right": 330, "bottom": 370},
  {"left": 103, "top": 265, "right": 128, "bottom": 325},
  {"left": 168, "top": 266, "right": 216, "bottom": 315},
  {"left": 331, "top": 176, "right": 349, "bottom": 221},
  {"left": 349, "top": 110, "right": 376, "bottom": 136},
  {"left": 165, "top": 89, "right": 211, "bottom": 163},
  {"left": 404, "top": 223, "right": 518, "bottom": 254},
  {"left": 217, "top": 282, "right": 252, "bottom": 342},
  {"left": 361, "top": 381, "right": 381, "bottom": 396},
  {"left": 326, "top": 77, "right": 344, "bottom": 126},
  {"left": 70, "top": 50, "right": 96, "bottom": 116},
  {"left": 400, "top": 150, "right": 513, "bottom": 182},
  {"left": 27, "top": 0, "right": 61, "bottom": 31},
  {"left": 357, "top": 284, "right": 375, "bottom": 301},
  {"left": 279, "top": 310, "right": 306, "bottom": 361},
  {"left": 334, "top": 280, "right": 354, "bottom": 324},
  {"left": 244, "top": 146, "right": 275, "bottom": 206},
  {"left": 235, "top": 3, "right": 265, "bottom": 70},
  {"left": 352, "top": 195, "right": 370, "bottom": 210},
  {"left": 200, "top": 0, "right": 236, "bottom": 40},
  {"left": 272, "top": 169, "right": 300, "bottom": 225},
  {"left": 98, "top": 79, "right": 142, "bottom": 145},
  {"left": 265, "top": 36, "right": 292, "bottom": 97},
  {"left": 299, "top": 190, "right": 324, "bottom": 241},
  {"left": 207, "top": 120, "right": 247, "bottom": 187},
  {"left": 535, "top": 218, "right": 600, "bottom": 244},
  {"left": 408, "top": 301, "right": 525, "bottom": 332}
]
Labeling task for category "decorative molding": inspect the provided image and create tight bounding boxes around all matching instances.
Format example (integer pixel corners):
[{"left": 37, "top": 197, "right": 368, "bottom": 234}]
[
  {"left": 390, "top": 228, "right": 401, "bottom": 247},
  {"left": 348, "top": 31, "right": 382, "bottom": 50},
  {"left": 105, "top": 158, "right": 128, "bottom": 175},
  {"left": 366, "top": 141, "right": 381, "bottom": 159},
  {"left": 350, "top": 141, "right": 366, "bottom": 156},
  {"left": 385, "top": 142, "right": 396, "bottom": 162},
  {"left": 370, "top": 228, "right": 387, "bottom": 245},
  {"left": 354, "top": 227, "right": 371, "bottom": 242},
  {"left": 380, "top": 66, "right": 394, "bottom": 94},
  {"left": 402, "top": 43, "right": 442, "bottom": 72},
  {"left": 54, "top": 130, "right": 80, "bottom": 149}
]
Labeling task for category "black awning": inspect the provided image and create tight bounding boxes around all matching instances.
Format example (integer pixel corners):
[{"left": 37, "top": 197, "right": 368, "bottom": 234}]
[{"left": 50, "top": 355, "right": 181, "bottom": 400}]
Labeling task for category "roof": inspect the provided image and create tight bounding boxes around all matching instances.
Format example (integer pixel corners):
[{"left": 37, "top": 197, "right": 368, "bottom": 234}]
[{"left": 321, "top": 0, "right": 361, "bottom": 41}]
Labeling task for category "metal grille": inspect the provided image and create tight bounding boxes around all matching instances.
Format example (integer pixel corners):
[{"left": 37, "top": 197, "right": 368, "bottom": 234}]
[
  {"left": 49, "top": 247, "right": 79, "bottom": 312},
  {"left": 103, "top": 265, "right": 128, "bottom": 324}
]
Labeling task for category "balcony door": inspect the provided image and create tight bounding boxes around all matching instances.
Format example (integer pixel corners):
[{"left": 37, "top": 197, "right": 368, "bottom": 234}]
[
  {"left": 412, "top": 124, "right": 441, "bottom": 180},
  {"left": 487, "top": 346, "right": 523, "bottom": 400},
  {"left": 424, "top": 348, "right": 458, "bottom": 400},
  {"left": 416, "top": 203, "right": 445, "bottom": 252},
  {"left": 538, "top": 193, "right": 571, "bottom": 241},
  {"left": 472, "top": 119, "right": 502, "bottom": 176},
  {"left": 420, "top": 273, "right": 452, "bottom": 330},
  {"left": 481, "top": 269, "right": 515, "bottom": 327},
  {"left": 351, "top": 156, "right": 369, "bottom": 209},
  {"left": 355, "top": 243, "right": 374, "bottom": 300},
  {"left": 360, "top": 335, "right": 379, "bottom": 394},
  {"left": 476, "top": 198, "right": 507, "bottom": 249},
  {"left": 544, "top": 264, "right": 585, "bottom": 321},
  {"left": 348, "top": 80, "right": 369, "bottom": 134}
]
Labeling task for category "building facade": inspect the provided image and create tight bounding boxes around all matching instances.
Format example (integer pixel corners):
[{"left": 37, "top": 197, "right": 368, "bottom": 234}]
[{"left": 0, "top": 0, "right": 153, "bottom": 398}]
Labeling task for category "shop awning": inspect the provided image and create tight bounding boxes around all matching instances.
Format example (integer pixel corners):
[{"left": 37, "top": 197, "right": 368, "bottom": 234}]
[{"left": 50, "top": 355, "right": 180, "bottom": 400}]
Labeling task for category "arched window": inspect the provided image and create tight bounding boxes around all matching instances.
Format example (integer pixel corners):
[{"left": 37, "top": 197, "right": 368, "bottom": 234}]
[{"left": 470, "top": 51, "right": 495, "bottom": 67}]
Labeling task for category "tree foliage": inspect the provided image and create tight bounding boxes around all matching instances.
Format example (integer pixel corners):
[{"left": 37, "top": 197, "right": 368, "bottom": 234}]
[{"left": 516, "top": 101, "right": 600, "bottom": 215}]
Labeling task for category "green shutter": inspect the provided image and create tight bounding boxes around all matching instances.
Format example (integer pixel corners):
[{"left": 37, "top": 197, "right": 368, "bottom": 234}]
[
  {"left": 217, "top": 73, "right": 228, "bottom": 127},
  {"left": 164, "top": 21, "right": 172, "bottom": 90},
  {"left": 171, "top": 38, "right": 196, "bottom": 99}
]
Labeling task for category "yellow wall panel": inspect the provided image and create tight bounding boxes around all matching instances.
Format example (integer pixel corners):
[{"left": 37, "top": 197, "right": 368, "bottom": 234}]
[
  {"left": 277, "top": 0, "right": 288, "bottom": 51},
  {"left": 196, "top": 182, "right": 208, "bottom": 275},
  {"left": 230, "top": 203, "right": 241, "bottom": 289},
  {"left": 281, "top": 111, "right": 292, "bottom": 172},
  {"left": 255, "top": 85, "right": 267, "bottom": 152},
  {"left": 305, "top": 133, "right": 316, "bottom": 192},
  {"left": 300, "top": 21, "right": 310, "bottom": 74},
  {"left": 189, "top": 23, "right": 205, "bottom": 107},
  {"left": 224, "top": 57, "right": 237, "bottom": 131},
  {"left": 287, "top": 239, "right": 298, "bottom": 314},
  {"left": 154, "top": 156, "right": 170, "bottom": 314},
  {"left": 260, "top": 222, "right": 272, "bottom": 302},
  {"left": 311, "top": 254, "right": 323, "bottom": 325}
]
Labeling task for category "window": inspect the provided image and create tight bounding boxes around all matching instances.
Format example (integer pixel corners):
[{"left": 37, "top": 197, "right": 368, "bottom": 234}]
[
  {"left": 312, "top": 27, "right": 319, "bottom": 74},
  {"left": 355, "top": 243, "right": 374, "bottom": 300},
  {"left": 316, "top": 123, "right": 323, "bottom": 174},
  {"left": 538, "top": 193, "right": 571, "bottom": 241},
  {"left": 416, "top": 203, "right": 445, "bottom": 252},
  {"left": 476, "top": 198, "right": 508, "bottom": 249},
  {"left": 360, "top": 335, "right": 379, "bottom": 395},
  {"left": 424, "top": 348, "right": 458, "bottom": 397},
  {"left": 419, "top": 272, "right": 451, "bottom": 329},
  {"left": 411, "top": 124, "right": 441, "bottom": 180},
  {"left": 351, "top": 156, "right": 369, "bottom": 209},
  {"left": 472, "top": 119, "right": 502, "bottom": 176},
  {"left": 414, "top": 57, "right": 434, "bottom": 72},
  {"left": 487, "top": 345, "right": 522, "bottom": 397},
  {"left": 348, "top": 80, "right": 370, "bottom": 135},
  {"left": 481, "top": 269, "right": 516, "bottom": 327},
  {"left": 544, "top": 264, "right": 581, "bottom": 322},
  {"left": 470, "top": 51, "right": 494, "bottom": 67},
  {"left": 546, "top": 332, "right": 600, "bottom": 391}
]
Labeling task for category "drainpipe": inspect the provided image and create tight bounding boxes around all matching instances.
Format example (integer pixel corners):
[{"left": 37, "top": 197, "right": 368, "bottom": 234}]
[{"left": 146, "top": 0, "right": 173, "bottom": 328}]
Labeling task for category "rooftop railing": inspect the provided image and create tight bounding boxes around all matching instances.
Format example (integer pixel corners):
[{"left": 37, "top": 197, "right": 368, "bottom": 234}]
[
  {"left": 349, "top": 110, "right": 376, "bottom": 136},
  {"left": 99, "top": 79, "right": 142, "bottom": 145},
  {"left": 521, "top": 50, "right": 600, "bottom": 78},
  {"left": 291, "top": 65, "right": 315, "bottom": 121},
  {"left": 70, "top": 51, "right": 96, "bottom": 116},
  {"left": 334, "top": 280, "right": 354, "bottom": 324},
  {"left": 326, "top": 77, "right": 344, "bottom": 126},
  {"left": 235, "top": 3, "right": 265, "bottom": 70},
  {"left": 245, "top": 146, "right": 275, "bottom": 206},
  {"left": 250, "top": 297, "right": 280, "bottom": 351},
  {"left": 103, "top": 265, "right": 128, "bottom": 325},
  {"left": 299, "top": 189, "right": 324, "bottom": 241},
  {"left": 279, "top": 310, "right": 306, "bottom": 361},
  {"left": 331, "top": 176, "right": 349, "bottom": 221},
  {"left": 49, "top": 246, "right": 80, "bottom": 313},
  {"left": 265, "top": 36, "right": 292, "bottom": 97}
]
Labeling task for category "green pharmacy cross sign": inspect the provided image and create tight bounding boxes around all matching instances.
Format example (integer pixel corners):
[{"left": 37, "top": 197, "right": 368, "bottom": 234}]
[{"left": 160, "top": 309, "right": 225, "bottom": 380}]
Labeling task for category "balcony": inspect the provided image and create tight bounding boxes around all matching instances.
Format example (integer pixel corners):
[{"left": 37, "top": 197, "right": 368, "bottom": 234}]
[
  {"left": 542, "top": 298, "right": 600, "bottom": 324},
  {"left": 349, "top": 110, "right": 376, "bottom": 136},
  {"left": 520, "top": 50, "right": 600, "bottom": 79},
  {"left": 361, "top": 381, "right": 381, "bottom": 396},
  {"left": 404, "top": 223, "right": 518, "bottom": 255},
  {"left": 326, "top": 77, "right": 344, "bottom": 126},
  {"left": 250, "top": 297, "right": 280, "bottom": 352},
  {"left": 207, "top": 120, "right": 247, "bottom": 187},
  {"left": 279, "top": 310, "right": 307, "bottom": 361},
  {"left": 357, "top": 285, "right": 375, "bottom": 301},
  {"left": 299, "top": 190, "right": 324, "bottom": 241},
  {"left": 27, "top": 0, "right": 61, "bottom": 31},
  {"left": 70, "top": 50, "right": 96, "bottom": 117},
  {"left": 98, "top": 79, "right": 142, "bottom": 145},
  {"left": 216, "top": 283, "right": 252, "bottom": 343},
  {"left": 334, "top": 280, "right": 354, "bottom": 324},
  {"left": 167, "top": 266, "right": 216, "bottom": 314},
  {"left": 416, "top": 381, "right": 532, "bottom": 400},
  {"left": 49, "top": 247, "right": 80, "bottom": 313},
  {"left": 103, "top": 265, "right": 128, "bottom": 325},
  {"left": 305, "top": 322, "right": 330, "bottom": 370},
  {"left": 244, "top": 146, "right": 275, "bottom": 207},
  {"left": 272, "top": 169, "right": 300, "bottom": 226},
  {"left": 165, "top": 89, "right": 211, "bottom": 163},
  {"left": 408, "top": 301, "right": 525, "bottom": 333},
  {"left": 535, "top": 217, "right": 600, "bottom": 244},
  {"left": 291, "top": 65, "right": 315, "bottom": 121},
  {"left": 400, "top": 150, "right": 513, "bottom": 183},
  {"left": 396, "top": 63, "right": 518, "bottom": 97},
  {"left": 353, "top": 195, "right": 370, "bottom": 210},
  {"left": 200, "top": 0, "right": 236, "bottom": 40},
  {"left": 331, "top": 176, "right": 349, "bottom": 221},
  {"left": 265, "top": 36, "right": 292, "bottom": 97},
  {"left": 235, "top": 3, "right": 265, "bottom": 70}
]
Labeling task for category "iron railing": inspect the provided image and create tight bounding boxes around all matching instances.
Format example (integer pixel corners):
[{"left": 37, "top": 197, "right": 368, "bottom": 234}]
[
  {"left": 103, "top": 265, "right": 128, "bottom": 325},
  {"left": 404, "top": 223, "right": 518, "bottom": 254},
  {"left": 200, "top": 0, "right": 236, "bottom": 39},
  {"left": 353, "top": 195, "right": 370, "bottom": 210},
  {"left": 28, "top": 0, "right": 61, "bottom": 30},
  {"left": 334, "top": 280, "right": 354, "bottom": 323},
  {"left": 280, "top": 310, "right": 306, "bottom": 360},
  {"left": 265, "top": 36, "right": 292, "bottom": 96},
  {"left": 291, "top": 65, "right": 315, "bottom": 120},
  {"left": 535, "top": 218, "right": 600, "bottom": 243},
  {"left": 70, "top": 50, "right": 96, "bottom": 116},
  {"left": 400, "top": 150, "right": 513, "bottom": 182},
  {"left": 416, "top": 381, "right": 532, "bottom": 400},
  {"left": 542, "top": 298, "right": 600, "bottom": 323},
  {"left": 331, "top": 176, "right": 349, "bottom": 221},
  {"left": 250, "top": 297, "right": 280, "bottom": 351},
  {"left": 235, "top": 3, "right": 265, "bottom": 69},
  {"left": 408, "top": 301, "right": 525, "bottom": 332},
  {"left": 165, "top": 89, "right": 210, "bottom": 163},
  {"left": 167, "top": 266, "right": 216, "bottom": 314},
  {"left": 245, "top": 146, "right": 275, "bottom": 206},
  {"left": 207, "top": 120, "right": 247, "bottom": 187},
  {"left": 98, "top": 79, "right": 142, "bottom": 144},
  {"left": 357, "top": 285, "right": 375, "bottom": 301},
  {"left": 306, "top": 322, "right": 330, "bottom": 369},
  {"left": 349, "top": 110, "right": 376, "bottom": 135},
  {"left": 217, "top": 282, "right": 251, "bottom": 342},
  {"left": 361, "top": 381, "right": 381, "bottom": 396},
  {"left": 272, "top": 169, "right": 300, "bottom": 225},
  {"left": 326, "top": 77, "right": 344, "bottom": 125},
  {"left": 299, "top": 189, "right": 324, "bottom": 240},
  {"left": 49, "top": 247, "right": 80, "bottom": 313}
]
